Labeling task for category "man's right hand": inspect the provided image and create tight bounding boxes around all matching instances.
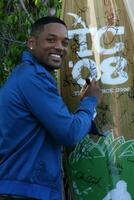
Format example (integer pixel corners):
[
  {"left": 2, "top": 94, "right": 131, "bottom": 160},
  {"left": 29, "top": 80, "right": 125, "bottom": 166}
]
[{"left": 80, "top": 79, "right": 102, "bottom": 104}]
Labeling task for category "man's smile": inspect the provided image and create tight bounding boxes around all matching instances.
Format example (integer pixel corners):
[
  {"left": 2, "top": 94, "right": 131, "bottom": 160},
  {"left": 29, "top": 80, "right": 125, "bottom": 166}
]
[{"left": 49, "top": 53, "right": 63, "bottom": 62}]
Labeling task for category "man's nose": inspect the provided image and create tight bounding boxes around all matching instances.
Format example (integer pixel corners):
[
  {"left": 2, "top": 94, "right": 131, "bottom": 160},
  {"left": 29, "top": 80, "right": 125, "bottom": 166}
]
[{"left": 54, "top": 41, "right": 64, "bottom": 50}]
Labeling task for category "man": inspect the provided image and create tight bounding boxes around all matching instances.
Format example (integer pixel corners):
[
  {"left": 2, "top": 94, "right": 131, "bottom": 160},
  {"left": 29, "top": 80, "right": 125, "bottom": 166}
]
[{"left": 0, "top": 16, "right": 101, "bottom": 199}]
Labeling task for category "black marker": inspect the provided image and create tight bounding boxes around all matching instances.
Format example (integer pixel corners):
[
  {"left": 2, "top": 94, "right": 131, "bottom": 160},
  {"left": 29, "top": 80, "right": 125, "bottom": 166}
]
[{"left": 86, "top": 78, "right": 90, "bottom": 85}]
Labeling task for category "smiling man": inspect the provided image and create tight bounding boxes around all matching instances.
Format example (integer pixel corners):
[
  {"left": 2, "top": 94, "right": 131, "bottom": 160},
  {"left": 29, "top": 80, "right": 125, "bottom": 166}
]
[
  {"left": 28, "top": 18, "right": 69, "bottom": 70},
  {"left": 0, "top": 16, "right": 101, "bottom": 200}
]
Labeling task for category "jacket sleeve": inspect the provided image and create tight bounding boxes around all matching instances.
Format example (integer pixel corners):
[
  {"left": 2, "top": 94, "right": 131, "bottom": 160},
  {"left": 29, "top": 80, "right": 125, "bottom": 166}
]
[{"left": 18, "top": 72, "right": 97, "bottom": 146}]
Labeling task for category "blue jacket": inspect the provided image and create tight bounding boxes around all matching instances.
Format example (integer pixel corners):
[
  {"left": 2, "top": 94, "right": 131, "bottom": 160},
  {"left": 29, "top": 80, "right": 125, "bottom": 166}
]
[{"left": 0, "top": 51, "right": 97, "bottom": 199}]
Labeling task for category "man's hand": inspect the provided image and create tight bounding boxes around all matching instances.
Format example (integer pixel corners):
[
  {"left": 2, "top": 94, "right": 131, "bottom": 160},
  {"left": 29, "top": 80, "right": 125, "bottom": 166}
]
[{"left": 80, "top": 78, "right": 102, "bottom": 104}]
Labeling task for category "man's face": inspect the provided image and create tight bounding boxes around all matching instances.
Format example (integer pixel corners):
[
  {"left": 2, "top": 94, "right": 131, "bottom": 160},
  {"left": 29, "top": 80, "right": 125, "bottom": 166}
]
[{"left": 28, "top": 23, "right": 69, "bottom": 70}]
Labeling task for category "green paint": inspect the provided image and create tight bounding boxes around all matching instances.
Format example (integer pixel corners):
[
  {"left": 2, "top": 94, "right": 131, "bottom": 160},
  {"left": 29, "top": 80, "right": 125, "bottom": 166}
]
[{"left": 69, "top": 131, "right": 134, "bottom": 199}]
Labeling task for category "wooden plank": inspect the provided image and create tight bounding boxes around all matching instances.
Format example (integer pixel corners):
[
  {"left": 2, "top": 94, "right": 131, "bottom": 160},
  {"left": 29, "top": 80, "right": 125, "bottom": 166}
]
[
  {"left": 123, "top": 0, "right": 134, "bottom": 32},
  {"left": 61, "top": 0, "right": 134, "bottom": 199}
]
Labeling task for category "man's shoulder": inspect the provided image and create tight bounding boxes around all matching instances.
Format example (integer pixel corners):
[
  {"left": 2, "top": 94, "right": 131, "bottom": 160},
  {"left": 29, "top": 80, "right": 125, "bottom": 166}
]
[
  {"left": 12, "top": 62, "right": 39, "bottom": 81},
  {"left": 15, "top": 62, "right": 35, "bottom": 73}
]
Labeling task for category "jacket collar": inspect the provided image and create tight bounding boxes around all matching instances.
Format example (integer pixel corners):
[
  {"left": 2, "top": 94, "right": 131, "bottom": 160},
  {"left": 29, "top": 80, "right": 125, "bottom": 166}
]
[
  {"left": 21, "top": 51, "right": 57, "bottom": 84},
  {"left": 22, "top": 51, "right": 47, "bottom": 74}
]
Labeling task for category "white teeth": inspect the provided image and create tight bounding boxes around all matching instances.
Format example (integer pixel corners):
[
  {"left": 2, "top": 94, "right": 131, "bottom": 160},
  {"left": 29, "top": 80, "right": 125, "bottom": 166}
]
[{"left": 51, "top": 54, "right": 61, "bottom": 58}]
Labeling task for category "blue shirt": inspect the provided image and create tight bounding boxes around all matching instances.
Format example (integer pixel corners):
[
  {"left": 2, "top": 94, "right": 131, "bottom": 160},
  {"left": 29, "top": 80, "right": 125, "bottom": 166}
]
[{"left": 0, "top": 51, "right": 97, "bottom": 199}]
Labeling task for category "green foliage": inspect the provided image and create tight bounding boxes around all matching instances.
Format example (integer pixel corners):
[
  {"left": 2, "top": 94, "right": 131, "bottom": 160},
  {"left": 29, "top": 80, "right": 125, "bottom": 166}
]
[{"left": 0, "top": 0, "right": 62, "bottom": 86}]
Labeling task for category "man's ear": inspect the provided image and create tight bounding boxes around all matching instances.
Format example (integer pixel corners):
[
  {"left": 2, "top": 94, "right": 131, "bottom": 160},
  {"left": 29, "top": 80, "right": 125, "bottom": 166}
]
[{"left": 26, "top": 37, "right": 36, "bottom": 50}]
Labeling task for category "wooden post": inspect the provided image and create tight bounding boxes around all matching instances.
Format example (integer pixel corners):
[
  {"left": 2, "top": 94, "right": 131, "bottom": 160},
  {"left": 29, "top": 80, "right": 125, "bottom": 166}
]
[{"left": 60, "top": 0, "right": 134, "bottom": 199}]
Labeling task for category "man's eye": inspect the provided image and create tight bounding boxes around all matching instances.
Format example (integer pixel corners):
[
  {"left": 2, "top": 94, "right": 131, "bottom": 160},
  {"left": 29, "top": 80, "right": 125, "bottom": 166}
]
[
  {"left": 63, "top": 41, "right": 69, "bottom": 47},
  {"left": 47, "top": 38, "right": 55, "bottom": 43}
]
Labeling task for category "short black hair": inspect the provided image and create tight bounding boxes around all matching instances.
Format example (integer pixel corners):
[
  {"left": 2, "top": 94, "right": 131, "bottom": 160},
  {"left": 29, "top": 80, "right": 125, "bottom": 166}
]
[{"left": 30, "top": 16, "right": 67, "bottom": 37}]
